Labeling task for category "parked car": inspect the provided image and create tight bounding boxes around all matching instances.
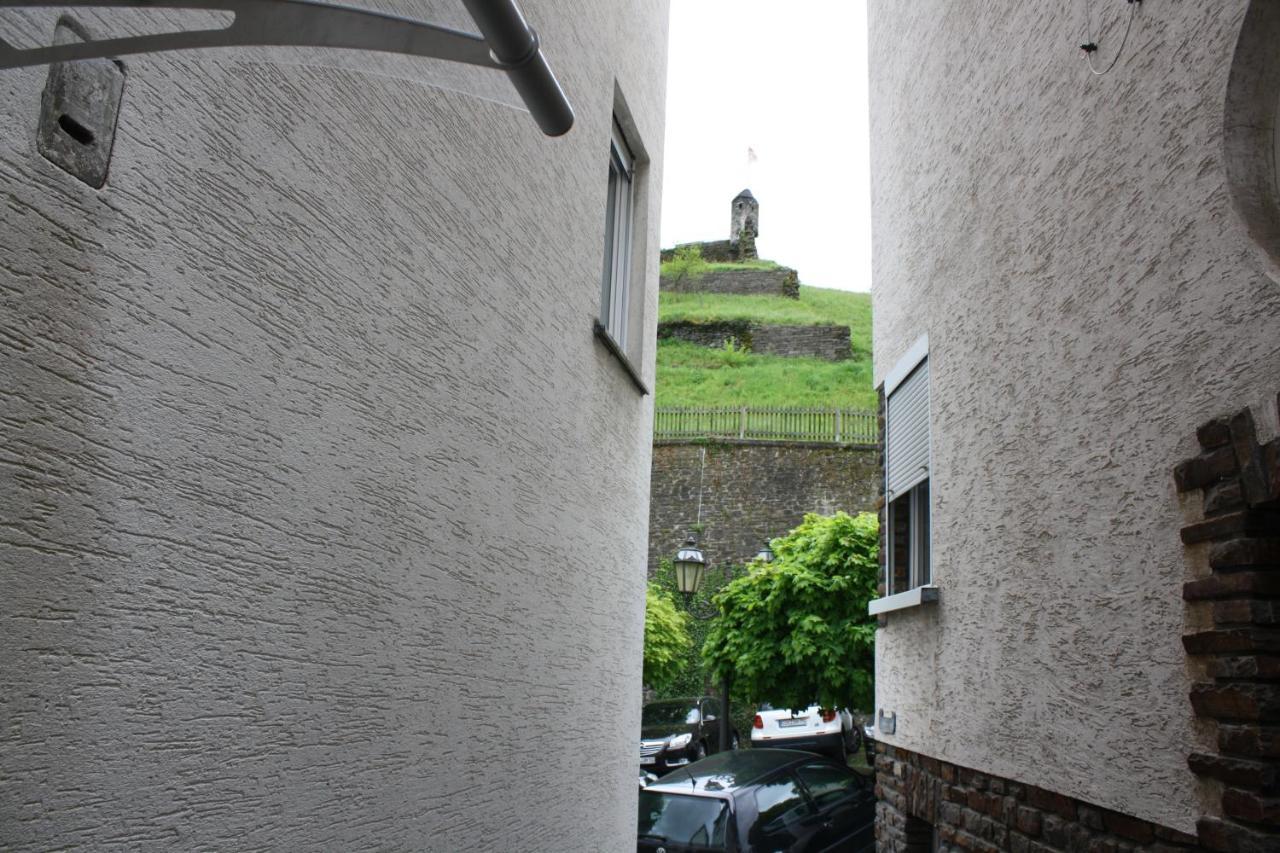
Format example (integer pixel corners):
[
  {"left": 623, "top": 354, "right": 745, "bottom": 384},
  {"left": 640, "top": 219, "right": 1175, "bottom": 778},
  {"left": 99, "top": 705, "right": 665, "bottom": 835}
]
[
  {"left": 637, "top": 748, "right": 875, "bottom": 852},
  {"left": 750, "top": 705, "right": 860, "bottom": 762},
  {"left": 640, "top": 697, "right": 740, "bottom": 776}
]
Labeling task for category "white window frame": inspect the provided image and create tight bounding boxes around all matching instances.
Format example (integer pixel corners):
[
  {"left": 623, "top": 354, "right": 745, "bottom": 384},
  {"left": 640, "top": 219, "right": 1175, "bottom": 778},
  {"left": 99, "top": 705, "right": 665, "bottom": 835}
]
[
  {"left": 600, "top": 122, "right": 634, "bottom": 351},
  {"left": 870, "top": 336, "right": 937, "bottom": 615}
]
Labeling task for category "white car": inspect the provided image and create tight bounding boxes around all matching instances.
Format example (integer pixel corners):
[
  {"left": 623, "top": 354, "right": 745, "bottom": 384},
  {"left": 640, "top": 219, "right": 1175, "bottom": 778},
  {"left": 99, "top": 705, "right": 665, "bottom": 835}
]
[{"left": 750, "top": 704, "right": 859, "bottom": 760}]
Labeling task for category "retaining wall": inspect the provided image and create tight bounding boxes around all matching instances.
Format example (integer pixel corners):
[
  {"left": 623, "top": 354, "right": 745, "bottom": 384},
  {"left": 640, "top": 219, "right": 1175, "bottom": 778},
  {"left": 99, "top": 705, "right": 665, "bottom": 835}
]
[
  {"left": 660, "top": 267, "right": 799, "bottom": 299},
  {"left": 648, "top": 441, "right": 879, "bottom": 573}
]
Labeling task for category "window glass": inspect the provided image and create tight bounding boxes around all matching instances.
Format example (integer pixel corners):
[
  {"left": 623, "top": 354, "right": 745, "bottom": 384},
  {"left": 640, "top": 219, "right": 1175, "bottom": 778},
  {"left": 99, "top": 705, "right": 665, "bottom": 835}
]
[
  {"left": 915, "top": 479, "right": 931, "bottom": 586},
  {"left": 701, "top": 699, "right": 720, "bottom": 718},
  {"left": 643, "top": 701, "right": 696, "bottom": 726},
  {"left": 637, "top": 791, "right": 729, "bottom": 850},
  {"left": 600, "top": 123, "right": 633, "bottom": 349},
  {"left": 796, "top": 762, "right": 863, "bottom": 810},
  {"left": 750, "top": 774, "right": 813, "bottom": 848}
]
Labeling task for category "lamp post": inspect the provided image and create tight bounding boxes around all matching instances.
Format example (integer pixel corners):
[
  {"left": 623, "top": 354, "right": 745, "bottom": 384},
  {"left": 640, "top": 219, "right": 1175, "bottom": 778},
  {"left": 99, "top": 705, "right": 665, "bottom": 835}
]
[
  {"left": 673, "top": 536, "right": 706, "bottom": 607},
  {"left": 672, "top": 534, "right": 734, "bottom": 754},
  {"left": 755, "top": 538, "right": 774, "bottom": 563}
]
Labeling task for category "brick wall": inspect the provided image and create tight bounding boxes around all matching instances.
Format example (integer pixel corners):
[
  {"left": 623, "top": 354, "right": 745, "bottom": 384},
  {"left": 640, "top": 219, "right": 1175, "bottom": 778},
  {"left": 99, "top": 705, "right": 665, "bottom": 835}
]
[
  {"left": 659, "top": 267, "right": 800, "bottom": 299},
  {"left": 657, "top": 321, "right": 852, "bottom": 361},
  {"left": 874, "top": 744, "right": 1201, "bottom": 853},
  {"left": 647, "top": 440, "right": 879, "bottom": 572},
  {"left": 1174, "top": 396, "right": 1280, "bottom": 853}
]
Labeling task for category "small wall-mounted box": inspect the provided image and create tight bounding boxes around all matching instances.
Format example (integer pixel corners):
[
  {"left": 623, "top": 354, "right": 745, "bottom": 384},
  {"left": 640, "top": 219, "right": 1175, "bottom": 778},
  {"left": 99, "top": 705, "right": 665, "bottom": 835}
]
[{"left": 37, "top": 18, "right": 125, "bottom": 189}]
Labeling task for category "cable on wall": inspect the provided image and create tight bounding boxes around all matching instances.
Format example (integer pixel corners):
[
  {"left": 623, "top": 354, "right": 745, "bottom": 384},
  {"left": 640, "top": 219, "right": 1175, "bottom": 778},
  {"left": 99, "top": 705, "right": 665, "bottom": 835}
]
[{"left": 1079, "top": 0, "right": 1139, "bottom": 76}]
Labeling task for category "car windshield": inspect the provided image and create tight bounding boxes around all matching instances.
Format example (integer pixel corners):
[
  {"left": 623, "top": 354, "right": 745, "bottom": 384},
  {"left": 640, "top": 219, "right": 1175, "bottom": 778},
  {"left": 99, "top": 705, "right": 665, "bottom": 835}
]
[
  {"left": 638, "top": 791, "right": 729, "bottom": 850},
  {"left": 642, "top": 702, "right": 698, "bottom": 726}
]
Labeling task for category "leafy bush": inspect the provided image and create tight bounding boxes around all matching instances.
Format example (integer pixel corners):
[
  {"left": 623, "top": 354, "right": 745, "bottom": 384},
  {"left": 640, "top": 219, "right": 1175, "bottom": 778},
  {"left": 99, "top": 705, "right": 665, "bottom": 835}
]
[
  {"left": 644, "top": 582, "right": 692, "bottom": 693},
  {"left": 702, "top": 511, "right": 879, "bottom": 713},
  {"left": 660, "top": 244, "right": 710, "bottom": 285}
]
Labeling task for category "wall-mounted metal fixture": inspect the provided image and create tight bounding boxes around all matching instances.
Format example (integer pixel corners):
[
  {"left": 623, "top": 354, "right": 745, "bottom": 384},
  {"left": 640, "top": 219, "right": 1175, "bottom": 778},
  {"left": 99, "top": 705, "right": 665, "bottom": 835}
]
[
  {"left": 877, "top": 708, "right": 896, "bottom": 735},
  {"left": 37, "top": 18, "right": 124, "bottom": 187},
  {"left": 0, "top": 0, "right": 574, "bottom": 136}
]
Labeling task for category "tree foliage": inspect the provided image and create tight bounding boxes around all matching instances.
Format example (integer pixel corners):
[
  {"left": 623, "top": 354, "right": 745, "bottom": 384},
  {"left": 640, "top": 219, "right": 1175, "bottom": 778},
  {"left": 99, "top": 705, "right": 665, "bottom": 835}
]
[
  {"left": 643, "top": 582, "right": 692, "bottom": 693},
  {"left": 701, "top": 511, "right": 879, "bottom": 712},
  {"left": 649, "top": 559, "right": 747, "bottom": 699}
]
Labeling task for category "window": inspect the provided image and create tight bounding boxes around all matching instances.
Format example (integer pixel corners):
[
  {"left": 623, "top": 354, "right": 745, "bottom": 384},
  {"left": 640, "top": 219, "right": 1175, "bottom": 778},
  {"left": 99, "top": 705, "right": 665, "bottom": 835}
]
[
  {"left": 794, "top": 762, "right": 865, "bottom": 810},
  {"left": 750, "top": 774, "right": 814, "bottom": 849},
  {"left": 884, "top": 337, "right": 930, "bottom": 596},
  {"left": 637, "top": 790, "right": 729, "bottom": 850},
  {"left": 600, "top": 121, "right": 634, "bottom": 350}
]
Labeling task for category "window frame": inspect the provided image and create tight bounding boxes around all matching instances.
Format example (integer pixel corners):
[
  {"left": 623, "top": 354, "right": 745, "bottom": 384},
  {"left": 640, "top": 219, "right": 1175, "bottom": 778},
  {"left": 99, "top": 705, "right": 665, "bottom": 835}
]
[
  {"left": 600, "top": 121, "right": 634, "bottom": 351},
  {"left": 884, "top": 339, "right": 931, "bottom": 596},
  {"left": 871, "top": 337, "right": 938, "bottom": 615}
]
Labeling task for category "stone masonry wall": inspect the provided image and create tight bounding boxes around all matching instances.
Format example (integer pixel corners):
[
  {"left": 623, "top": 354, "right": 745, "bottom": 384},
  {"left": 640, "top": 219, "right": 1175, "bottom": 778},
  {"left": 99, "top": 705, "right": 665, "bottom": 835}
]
[
  {"left": 657, "top": 320, "right": 753, "bottom": 350},
  {"left": 660, "top": 267, "right": 799, "bottom": 299},
  {"left": 750, "top": 324, "right": 852, "bottom": 361},
  {"left": 661, "top": 240, "right": 737, "bottom": 263},
  {"left": 657, "top": 321, "right": 852, "bottom": 361},
  {"left": 875, "top": 743, "right": 1202, "bottom": 853},
  {"left": 1174, "top": 396, "right": 1280, "bottom": 853},
  {"left": 647, "top": 441, "right": 879, "bottom": 573}
]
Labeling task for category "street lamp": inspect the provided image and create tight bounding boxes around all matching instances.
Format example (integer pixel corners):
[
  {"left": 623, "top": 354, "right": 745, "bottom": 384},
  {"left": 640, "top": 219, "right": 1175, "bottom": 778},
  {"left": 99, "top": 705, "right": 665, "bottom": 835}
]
[
  {"left": 755, "top": 539, "right": 774, "bottom": 563},
  {"left": 672, "top": 533, "right": 730, "bottom": 753},
  {"left": 673, "top": 536, "right": 706, "bottom": 606}
]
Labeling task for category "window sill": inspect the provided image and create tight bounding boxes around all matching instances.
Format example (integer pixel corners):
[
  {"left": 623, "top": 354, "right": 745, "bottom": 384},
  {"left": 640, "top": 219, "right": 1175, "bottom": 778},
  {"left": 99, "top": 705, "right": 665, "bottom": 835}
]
[
  {"left": 868, "top": 584, "right": 939, "bottom": 616},
  {"left": 593, "top": 319, "right": 649, "bottom": 396}
]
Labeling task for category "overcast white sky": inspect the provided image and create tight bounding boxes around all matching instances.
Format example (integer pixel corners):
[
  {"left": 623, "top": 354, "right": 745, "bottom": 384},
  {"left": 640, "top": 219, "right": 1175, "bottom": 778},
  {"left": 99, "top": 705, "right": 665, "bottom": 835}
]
[{"left": 659, "top": 1, "right": 872, "bottom": 293}]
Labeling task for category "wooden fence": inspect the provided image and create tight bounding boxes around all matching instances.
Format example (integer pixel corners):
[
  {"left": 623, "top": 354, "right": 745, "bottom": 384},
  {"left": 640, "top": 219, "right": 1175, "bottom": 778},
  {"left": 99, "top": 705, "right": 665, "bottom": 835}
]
[{"left": 654, "top": 407, "right": 878, "bottom": 445}]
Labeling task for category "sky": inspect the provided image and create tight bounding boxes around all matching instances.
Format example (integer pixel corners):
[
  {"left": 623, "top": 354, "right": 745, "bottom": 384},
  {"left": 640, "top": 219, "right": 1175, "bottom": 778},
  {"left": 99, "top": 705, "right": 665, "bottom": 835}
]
[{"left": 660, "top": 1, "right": 873, "bottom": 293}]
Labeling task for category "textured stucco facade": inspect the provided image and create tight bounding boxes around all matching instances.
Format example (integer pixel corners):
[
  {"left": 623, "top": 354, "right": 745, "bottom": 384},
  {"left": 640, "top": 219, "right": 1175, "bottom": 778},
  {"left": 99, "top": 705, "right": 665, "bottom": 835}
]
[
  {"left": 869, "top": 0, "right": 1280, "bottom": 837},
  {"left": 0, "top": 1, "right": 668, "bottom": 849}
]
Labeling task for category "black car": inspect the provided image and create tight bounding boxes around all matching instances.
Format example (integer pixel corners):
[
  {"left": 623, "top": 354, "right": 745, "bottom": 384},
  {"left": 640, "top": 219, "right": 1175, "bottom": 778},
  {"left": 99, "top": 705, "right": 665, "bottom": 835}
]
[
  {"left": 640, "top": 697, "right": 740, "bottom": 776},
  {"left": 637, "top": 749, "right": 875, "bottom": 853}
]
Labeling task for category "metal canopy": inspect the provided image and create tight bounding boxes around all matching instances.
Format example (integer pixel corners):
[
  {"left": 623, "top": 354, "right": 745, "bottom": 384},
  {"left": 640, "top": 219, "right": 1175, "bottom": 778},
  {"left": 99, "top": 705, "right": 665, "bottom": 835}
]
[{"left": 0, "top": 0, "right": 574, "bottom": 135}]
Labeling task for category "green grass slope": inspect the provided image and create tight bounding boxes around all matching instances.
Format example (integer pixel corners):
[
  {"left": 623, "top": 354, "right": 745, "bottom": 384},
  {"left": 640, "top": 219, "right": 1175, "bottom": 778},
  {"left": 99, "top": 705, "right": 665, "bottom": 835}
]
[
  {"left": 654, "top": 277, "right": 875, "bottom": 411},
  {"left": 655, "top": 341, "right": 875, "bottom": 409}
]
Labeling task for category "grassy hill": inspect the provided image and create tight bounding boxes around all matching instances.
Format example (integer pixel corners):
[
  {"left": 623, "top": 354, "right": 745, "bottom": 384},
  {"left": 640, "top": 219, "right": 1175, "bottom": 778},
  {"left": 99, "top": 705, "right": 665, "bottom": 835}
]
[{"left": 654, "top": 273, "right": 875, "bottom": 411}]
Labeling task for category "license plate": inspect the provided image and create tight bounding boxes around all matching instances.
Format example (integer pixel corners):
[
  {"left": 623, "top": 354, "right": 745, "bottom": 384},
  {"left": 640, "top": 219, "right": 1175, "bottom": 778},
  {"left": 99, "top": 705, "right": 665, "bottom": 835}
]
[
  {"left": 779, "top": 718, "right": 807, "bottom": 728},
  {"left": 641, "top": 756, "right": 656, "bottom": 765}
]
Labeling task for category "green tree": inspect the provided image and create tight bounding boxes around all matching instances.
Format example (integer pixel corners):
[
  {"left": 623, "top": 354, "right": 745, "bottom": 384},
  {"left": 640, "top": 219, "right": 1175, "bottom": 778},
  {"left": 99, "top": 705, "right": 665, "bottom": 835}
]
[
  {"left": 701, "top": 511, "right": 879, "bottom": 712},
  {"left": 643, "top": 582, "right": 692, "bottom": 693}
]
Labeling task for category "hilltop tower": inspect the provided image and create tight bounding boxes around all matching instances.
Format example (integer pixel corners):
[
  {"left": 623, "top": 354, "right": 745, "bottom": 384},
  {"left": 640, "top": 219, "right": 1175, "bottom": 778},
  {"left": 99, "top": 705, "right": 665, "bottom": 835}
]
[{"left": 730, "top": 189, "right": 759, "bottom": 259}]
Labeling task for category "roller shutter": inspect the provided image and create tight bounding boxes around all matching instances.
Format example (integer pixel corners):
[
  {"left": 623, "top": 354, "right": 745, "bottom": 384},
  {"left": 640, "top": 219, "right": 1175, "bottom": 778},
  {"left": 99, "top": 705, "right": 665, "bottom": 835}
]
[{"left": 886, "top": 358, "right": 929, "bottom": 498}]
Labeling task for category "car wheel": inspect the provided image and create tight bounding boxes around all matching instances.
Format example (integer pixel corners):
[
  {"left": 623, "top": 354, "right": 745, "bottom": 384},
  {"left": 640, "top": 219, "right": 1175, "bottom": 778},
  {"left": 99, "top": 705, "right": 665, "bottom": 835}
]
[
  {"left": 695, "top": 741, "right": 707, "bottom": 761},
  {"left": 847, "top": 725, "right": 863, "bottom": 755},
  {"left": 835, "top": 733, "right": 849, "bottom": 764}
]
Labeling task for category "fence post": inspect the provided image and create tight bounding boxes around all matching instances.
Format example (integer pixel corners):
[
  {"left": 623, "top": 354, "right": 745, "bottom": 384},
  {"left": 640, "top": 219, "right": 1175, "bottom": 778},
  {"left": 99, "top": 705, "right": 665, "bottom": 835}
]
[
  {"left": 835, "top": 409, "right": 842, "bottom": 443},
  {"left": 739, "top": 406, "right": 747, "bottom": 439}
]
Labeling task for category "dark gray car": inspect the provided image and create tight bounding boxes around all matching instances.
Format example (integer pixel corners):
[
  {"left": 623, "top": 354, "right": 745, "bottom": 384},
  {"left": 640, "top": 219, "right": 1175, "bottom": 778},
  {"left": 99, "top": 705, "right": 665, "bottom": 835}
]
[
  {"left": 637, "top": 749, "right": 875, "bottom": 852},
  {"left": 640, "top": 697, "right": 739, "bottom": 776}
]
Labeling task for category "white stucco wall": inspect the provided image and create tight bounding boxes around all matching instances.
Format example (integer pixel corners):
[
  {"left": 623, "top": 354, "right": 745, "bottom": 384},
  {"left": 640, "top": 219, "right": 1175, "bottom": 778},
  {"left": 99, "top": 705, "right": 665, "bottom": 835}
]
[
  {"left": 869, "top": 0, "right": 1280, "bottom": 834},
  {"left": 0, "top": 1, "right": 668, "bottom": 849}
]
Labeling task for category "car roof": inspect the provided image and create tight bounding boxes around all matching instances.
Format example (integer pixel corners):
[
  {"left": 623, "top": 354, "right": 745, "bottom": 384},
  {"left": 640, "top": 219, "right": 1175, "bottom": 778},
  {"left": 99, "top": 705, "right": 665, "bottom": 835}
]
[{"left": 644, "top": 749, "right": 818, "bottom": 795}]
